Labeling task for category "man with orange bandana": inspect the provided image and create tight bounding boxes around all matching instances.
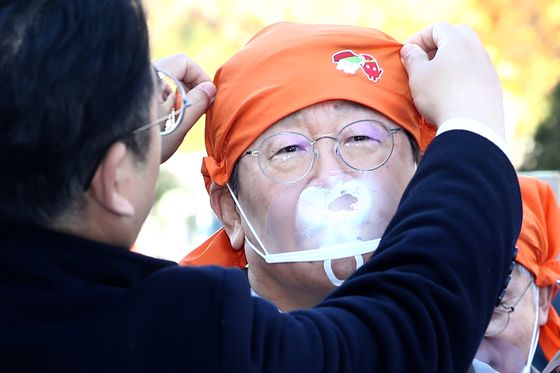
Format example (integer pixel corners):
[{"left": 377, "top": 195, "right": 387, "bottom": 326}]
[
  {"left": 474, "top": 176, "right": 560, "bottom": 373},
  {"left": 181, "top": 22, "right": 438, "bottom": 311},
  {"left": 0, "top": 1, "right": 520, "bottom": 368},
  {"left": 177, "top": 23, "right": 522, "bottom": 371}
]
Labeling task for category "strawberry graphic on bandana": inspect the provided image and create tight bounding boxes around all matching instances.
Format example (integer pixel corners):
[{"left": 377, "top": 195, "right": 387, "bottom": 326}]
[{"left": 332, "top": 50, "right": 383, "bottom": 82}]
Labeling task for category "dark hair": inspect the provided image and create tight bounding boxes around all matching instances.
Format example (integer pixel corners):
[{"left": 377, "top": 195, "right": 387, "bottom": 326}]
[
  {"left": 404, "top": 130, "right": 422, "bottom": 164},
  {"left": 0, "top": 0, "right": 154, "bottom": 226},
  {"left": 229, "top": 129, "right": 421, "bottom": 196}
]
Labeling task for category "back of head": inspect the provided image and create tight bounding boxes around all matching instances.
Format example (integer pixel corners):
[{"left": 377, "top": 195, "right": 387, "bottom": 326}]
[{"left": 0, "top": 0, "right": 153, "bottom": 227}]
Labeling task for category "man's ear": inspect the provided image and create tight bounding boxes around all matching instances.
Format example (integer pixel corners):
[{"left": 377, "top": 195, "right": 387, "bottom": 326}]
[
  {"left": 538, "top": 285, "right": 555, "bottom": 326},
  {"left": 209, "top": 183, "right": 244, "bottom": 250},
  {"left": 88, "top": 142, "right": 135, "bottom": 217}
]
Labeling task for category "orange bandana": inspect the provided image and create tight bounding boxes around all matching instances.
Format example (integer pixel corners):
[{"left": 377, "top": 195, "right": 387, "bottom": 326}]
[
  {"left": 516, "top": 176, "right": 560, "bottom": 360},
  {"left": 201, "top": 22, "right": 435, "bottom": 192},
  {"left": 182, "top": 22, "right": 435, "bottom": 268}
]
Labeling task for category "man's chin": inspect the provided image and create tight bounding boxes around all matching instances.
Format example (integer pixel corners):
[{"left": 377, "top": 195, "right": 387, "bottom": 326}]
[
  {"left": 475, "top": 339, "right": 526, "bottom": 373},
  {"left": 330, "top": 256, "right": 367, "bottom": 280}
]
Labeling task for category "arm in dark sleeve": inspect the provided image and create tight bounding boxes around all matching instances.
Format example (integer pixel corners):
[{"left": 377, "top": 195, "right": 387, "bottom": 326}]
[{"left": 176, "top": 131, "right": 521, "bottom": 372}]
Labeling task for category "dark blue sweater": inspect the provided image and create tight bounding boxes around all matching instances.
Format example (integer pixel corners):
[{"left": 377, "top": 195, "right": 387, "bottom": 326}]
[{"left": 0, "top": 131, "right": 521, "bottom": 372}]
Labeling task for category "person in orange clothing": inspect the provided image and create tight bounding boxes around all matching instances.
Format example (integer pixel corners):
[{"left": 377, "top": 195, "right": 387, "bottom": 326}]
[
  {"left": 180, "top": 22, "right": 439, "bottom": 311},
  {"left": 0, "top": 0, "right": 521, "bottom": 367},
  {"left": 475, "top": 176, "right": 560, "bottom": 373}
]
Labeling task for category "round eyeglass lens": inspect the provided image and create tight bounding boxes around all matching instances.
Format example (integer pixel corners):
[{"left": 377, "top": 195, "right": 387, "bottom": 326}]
[
  {"left": 338, "top": 120, "right": 393, "bottom": 171},
  {"left": 157, "top": 70, "right": 186, "bottom": 135},
  {"left": 258, "top": 132, "right": 315, "bottom": 183}
]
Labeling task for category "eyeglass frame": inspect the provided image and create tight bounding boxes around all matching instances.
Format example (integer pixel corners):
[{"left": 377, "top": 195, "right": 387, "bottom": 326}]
[
  {"left": 132, "top": 67, "right": 191, "bottom": 136},
  {"left": 485, "top": 280, "right": 534, "bottom": 337},
  {"left": 82, "top": 67, "right": 190, "bottom": 190},
  {"left": 241, "top": 119, "right": 402, "bottom": 184}
]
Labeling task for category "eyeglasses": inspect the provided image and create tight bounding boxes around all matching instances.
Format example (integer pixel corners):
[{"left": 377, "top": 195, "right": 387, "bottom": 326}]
[
  {"left": 241, "top": 120, "right": 402, "bottom": 184},
  {"left": 485, "top": 280, "right": 533, "bottom": 337},
  {"left": 132, "top": 68, "right": 190, "bottom": 136},
  {"left": 82, "top": 68, "right": 189, "bottom": 190}
]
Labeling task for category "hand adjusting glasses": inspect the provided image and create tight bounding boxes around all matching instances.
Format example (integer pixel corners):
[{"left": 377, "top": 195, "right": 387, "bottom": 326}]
[
  {"left": 133, "top": 68, "right": 190, "bottom": 135},
  {"left": 82, "top": 68, "right": 189, "bottom": 189},
  {"left": 241, "top": 119, "right": 402, "bottom": 184}
]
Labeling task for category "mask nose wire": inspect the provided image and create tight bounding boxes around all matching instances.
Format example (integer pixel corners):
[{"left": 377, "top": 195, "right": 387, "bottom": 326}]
[{"left": 226, "top": 182, "right": 270, "bottom": 257}]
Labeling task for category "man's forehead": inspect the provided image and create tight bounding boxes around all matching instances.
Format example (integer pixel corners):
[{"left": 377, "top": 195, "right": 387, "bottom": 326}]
[{"left": 268, "top": 100, "right": 399, "bottom": 131}]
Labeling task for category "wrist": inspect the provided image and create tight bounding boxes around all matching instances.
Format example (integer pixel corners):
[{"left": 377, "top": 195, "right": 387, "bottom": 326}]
[{"left": 437, "top": 117, "right": 511, "bottom": 163}]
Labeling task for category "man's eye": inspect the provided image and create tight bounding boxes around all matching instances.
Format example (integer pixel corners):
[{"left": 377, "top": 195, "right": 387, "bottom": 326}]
[
  {"left": 344, "top": 135, "right": 381, "bottom": 146},
  {"left": 277, "top": 145, "right": 301, "bottom": 154},
  {"left": 269, "top": 144, "right": 307, "bottom": 162},
  {"left": 350, "top": 135, "right": 373, "bottom": 142}
]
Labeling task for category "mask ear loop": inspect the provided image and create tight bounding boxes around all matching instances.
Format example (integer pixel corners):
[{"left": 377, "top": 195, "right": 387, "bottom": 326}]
[
  {"left": 226, "top": 183, "right": 270, "bottom": 259},
  {"left": 522, "top": 283, "right": 540, "bottom": 373},
  {"left": 226, "top": 182, "right": 380, "bottom": 274}
]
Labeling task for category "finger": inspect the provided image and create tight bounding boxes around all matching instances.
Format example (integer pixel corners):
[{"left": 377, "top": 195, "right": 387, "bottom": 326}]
[
  {"left": 405, "top": 23, "right": 438, "bottom": 51},
  {"left": 406, "top": 22, "right": 461, "bottom": 56},
  {"left": 159, "top": 81, "right": 216, "bottom": 163},
  {"left": 400, "top": 43, "right": 429, "bottom": 74},
  {"left": 179, "top": 57, "right": 213, "bottom": 88},
  {"left": 456, "top": 24, "right": 482, "bottom": 44},
  {"left": 180, "top": 81, "right": 216, "bottom": 131},
  {"left": 154, "top": 54, "right": 212, "bottom": 89}
]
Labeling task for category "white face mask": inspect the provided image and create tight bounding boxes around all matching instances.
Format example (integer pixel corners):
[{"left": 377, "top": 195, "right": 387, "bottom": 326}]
[{"left": 227, "top": 178, "right": 382, "bottom": 286}]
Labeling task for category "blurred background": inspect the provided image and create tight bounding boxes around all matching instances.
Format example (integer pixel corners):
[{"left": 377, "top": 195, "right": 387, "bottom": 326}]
[{"left": 135, "top": 0, "right": 560, "bottom": 261}]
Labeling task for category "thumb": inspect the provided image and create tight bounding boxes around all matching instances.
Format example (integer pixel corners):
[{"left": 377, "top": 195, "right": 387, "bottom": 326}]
[
  {"left": 400, "top": 43, "right": 429, "bottom": 74},
  {"left": 180, "top": 81, "right": 217, "bottom": 132}
]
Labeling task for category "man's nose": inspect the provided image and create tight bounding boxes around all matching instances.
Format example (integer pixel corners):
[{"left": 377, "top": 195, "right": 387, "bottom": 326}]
[{"left": 309, "top": 137, "right": 347, "bottom": 181}]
